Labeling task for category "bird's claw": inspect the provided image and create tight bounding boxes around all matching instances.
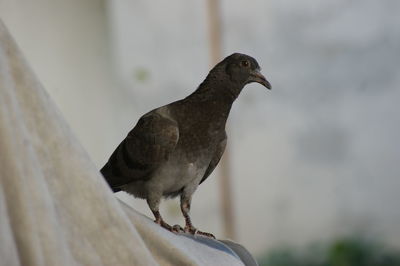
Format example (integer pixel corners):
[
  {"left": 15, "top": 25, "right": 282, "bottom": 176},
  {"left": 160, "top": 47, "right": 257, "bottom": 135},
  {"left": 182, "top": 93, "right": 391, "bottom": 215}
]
[
  {"left": 195, "top": 230, "right": 216, "bottom": 239},
  {"left": 172, "top": 224, "right": 185, "bottom": 233},
  {"left": 184, "top": 226, "right": 197, "bottom": 235},
  {"left": 184, "top": 226, "right": 215, "bottom": 239},
  {"left": 154, "top": 220, "right": 215, "bottom": 238},
  {"left": 155, "top": 219, "right": 173, "bottom": 231}
]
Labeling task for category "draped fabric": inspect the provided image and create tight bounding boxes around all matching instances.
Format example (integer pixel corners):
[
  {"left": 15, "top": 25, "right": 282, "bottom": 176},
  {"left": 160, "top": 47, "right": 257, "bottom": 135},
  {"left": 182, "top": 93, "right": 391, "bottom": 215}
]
[{"left": 0, "top": 20, "right": 249, "bottom": 266}]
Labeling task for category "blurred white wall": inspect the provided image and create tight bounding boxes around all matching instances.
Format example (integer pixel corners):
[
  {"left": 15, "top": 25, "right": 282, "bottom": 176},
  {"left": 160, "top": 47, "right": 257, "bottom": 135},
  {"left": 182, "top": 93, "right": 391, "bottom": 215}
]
[
  {"left": 1, "top": 0, "right": 400, "bottom": 256},
  {"left": 0, "top": 0, "right": 134, "bottom": 167}
]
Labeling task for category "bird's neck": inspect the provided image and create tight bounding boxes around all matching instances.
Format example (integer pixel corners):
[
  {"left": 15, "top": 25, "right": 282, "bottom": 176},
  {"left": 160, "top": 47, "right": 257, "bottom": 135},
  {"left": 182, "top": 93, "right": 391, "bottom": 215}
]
[
  {"left": 184, "top": 73, "right": 245, "bottom": 125},
  {"left": 186, "top": 72, "right": 244, "bottom": 105},
  {"left": 184, "top": 85, "right": 238, "bottom": 124}
]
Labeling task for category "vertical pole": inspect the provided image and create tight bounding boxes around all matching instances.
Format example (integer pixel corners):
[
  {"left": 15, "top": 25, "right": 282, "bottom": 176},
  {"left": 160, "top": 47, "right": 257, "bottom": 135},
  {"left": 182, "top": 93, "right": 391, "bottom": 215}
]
[{"left": 206, "top": 0, "right": 236, "bottom": 240}]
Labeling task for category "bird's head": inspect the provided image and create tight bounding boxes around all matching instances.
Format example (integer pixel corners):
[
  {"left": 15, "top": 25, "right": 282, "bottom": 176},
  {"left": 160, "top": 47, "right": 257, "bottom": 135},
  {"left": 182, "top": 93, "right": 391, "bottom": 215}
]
[
  {"left": 194, "top": 53, "right": 271, "bottom": 101},
  {"left": 219, "top": 53, "right": 271, "bottom": 90}
]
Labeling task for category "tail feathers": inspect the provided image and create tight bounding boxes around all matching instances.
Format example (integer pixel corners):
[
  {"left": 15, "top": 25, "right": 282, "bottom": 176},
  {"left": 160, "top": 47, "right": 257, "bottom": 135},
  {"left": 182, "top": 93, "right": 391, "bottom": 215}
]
[
  {"left": 100, "top": 163, "right": 122, "bottom": 193},
  {"left": 111, "top": 186, "right": 121, "bottom": 193}
]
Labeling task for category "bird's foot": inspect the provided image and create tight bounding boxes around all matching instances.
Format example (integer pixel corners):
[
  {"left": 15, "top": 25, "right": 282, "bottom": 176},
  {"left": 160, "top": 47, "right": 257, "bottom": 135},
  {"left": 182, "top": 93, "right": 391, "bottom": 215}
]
[
  {"left": 184, "top": 226, "right": 216, "bottom": 239},
  {"left": 171, "top": 224, "right": 185, "bottom": 233},
  {"left": 194, "top": 230, "right": 216, "bottom": 239},
  {"left": 154, "top": 219, "right": 173, "bottom": 231},
  {"left": 154, "top": 220, "right": 186, "bottom": 235}
]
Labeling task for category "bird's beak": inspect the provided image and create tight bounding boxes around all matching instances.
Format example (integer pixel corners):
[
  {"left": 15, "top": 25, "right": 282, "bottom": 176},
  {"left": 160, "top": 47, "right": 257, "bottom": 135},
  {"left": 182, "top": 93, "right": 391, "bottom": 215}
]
[{"left": 248, "top": 69, "right": 271, "bottom": 90}]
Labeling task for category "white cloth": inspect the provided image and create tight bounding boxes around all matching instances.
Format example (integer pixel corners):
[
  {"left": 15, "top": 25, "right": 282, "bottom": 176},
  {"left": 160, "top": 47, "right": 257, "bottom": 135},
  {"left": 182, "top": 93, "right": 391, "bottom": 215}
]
[{"left": 0, "top": 20, "right": 245, "bottom": 266}]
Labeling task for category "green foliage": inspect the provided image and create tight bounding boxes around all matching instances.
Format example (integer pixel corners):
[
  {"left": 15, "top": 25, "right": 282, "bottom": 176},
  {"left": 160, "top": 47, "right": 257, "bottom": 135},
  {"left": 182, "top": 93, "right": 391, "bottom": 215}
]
[{"left": 258, "top": 237, "right": 400, "bottom": 266}]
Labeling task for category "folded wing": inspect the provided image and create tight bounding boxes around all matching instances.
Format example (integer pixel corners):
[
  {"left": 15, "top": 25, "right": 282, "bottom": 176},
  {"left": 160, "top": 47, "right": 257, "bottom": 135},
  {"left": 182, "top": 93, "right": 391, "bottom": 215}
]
[{"left": 101, "top": 112, "right": 179, "bottom": 191}]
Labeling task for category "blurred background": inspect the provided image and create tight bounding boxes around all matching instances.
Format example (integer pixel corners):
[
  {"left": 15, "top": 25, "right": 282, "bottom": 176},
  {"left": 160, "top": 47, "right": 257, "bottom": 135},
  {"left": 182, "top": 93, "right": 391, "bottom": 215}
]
[{"left": 1, "top": 0, "right": 399, "bottom": 264}]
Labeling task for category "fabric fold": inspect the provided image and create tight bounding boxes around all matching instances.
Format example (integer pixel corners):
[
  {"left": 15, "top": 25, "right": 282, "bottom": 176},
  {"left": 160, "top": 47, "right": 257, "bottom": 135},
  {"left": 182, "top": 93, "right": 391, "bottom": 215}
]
[{"left": 0, "top": 19, "right": 245, "bottom": 266}]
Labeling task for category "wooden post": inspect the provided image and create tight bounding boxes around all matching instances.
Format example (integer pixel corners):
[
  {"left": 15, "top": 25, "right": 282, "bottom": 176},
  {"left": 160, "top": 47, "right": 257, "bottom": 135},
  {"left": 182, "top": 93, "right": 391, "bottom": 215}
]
[{"left": 206, "top": 0, "right": 236, "bottom": 240}]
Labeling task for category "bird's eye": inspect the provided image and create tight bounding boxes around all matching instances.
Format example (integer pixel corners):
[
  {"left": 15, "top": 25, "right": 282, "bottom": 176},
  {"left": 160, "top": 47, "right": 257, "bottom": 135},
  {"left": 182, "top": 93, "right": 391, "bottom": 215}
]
[{"left": 240, "top": 60, "right": 250, "bottom": 67}]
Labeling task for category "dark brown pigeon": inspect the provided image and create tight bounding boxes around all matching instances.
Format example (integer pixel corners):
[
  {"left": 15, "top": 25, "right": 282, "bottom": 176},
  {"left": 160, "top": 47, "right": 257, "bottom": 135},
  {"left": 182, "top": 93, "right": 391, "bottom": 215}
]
[{"left": 101, "top": 53, "right": 271, "bottom": 238}]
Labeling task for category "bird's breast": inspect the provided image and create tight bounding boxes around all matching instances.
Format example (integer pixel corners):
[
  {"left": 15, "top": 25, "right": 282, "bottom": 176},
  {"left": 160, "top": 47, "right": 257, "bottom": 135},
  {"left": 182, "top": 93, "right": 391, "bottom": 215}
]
[{"left": 152, "top": 154, "right": 210, "bottom": 197}]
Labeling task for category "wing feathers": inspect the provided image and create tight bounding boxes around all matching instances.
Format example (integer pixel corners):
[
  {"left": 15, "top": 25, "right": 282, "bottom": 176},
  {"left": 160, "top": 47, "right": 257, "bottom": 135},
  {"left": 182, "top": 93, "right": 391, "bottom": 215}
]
[
  {"left": 199, "top": 135, "right": 227, "bottom": 185},
  {"left": 101, "top": 111, "right": 179, "bottom": 190}
]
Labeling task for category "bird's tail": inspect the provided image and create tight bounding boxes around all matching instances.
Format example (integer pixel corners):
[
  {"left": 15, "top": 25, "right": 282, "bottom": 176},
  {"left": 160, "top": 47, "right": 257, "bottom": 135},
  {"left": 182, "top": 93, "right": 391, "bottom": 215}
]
[{"left": 100, "top": 164, "right": 122, "bottom": 192}]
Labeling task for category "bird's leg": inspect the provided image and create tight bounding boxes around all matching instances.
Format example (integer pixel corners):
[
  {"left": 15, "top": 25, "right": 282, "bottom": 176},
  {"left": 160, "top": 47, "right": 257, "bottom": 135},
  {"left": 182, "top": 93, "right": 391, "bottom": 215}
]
[
  {"left": 181, "top": 196, "right": 216, "bottom": 239},
  {"left": 151, "top": 209, "right": 173, "bottom": 231},
  {"left": 148, "top": 198, "right": 174, "bottom": 231},
  {"left": 181, "top": 198, "right": 195, "bottom": 234}
]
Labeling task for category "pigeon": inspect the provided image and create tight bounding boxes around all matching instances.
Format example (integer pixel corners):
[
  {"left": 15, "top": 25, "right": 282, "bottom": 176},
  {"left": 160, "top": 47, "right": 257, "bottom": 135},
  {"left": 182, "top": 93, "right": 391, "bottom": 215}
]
[{"left": 101, "top": 53, "right": 271, "bottom": 238}]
